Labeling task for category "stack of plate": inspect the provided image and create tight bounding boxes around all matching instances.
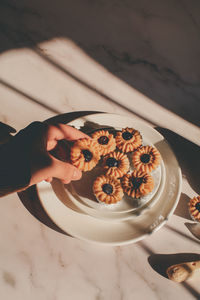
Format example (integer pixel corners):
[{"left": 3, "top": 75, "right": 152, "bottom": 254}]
[{"left": 37, "top": 113, "right": 182, "bottom": 246}]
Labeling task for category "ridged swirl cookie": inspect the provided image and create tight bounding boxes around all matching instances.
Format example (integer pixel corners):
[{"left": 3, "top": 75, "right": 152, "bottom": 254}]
[
  {"left": 132, "top": 145, "right": 161, "bottom": 173},
  {"left": 121, "top": 170, "right": 154, "bottom": 198},
  {"left": 188, "top": 196, "right": 200, "bottom": 222},
  {"left": 93, "top": 175, "right": 124, "bottom": 204},
  {"left": 102, "top": 151, "right": 130, "bottom": 178},
  {"left": 91, "top": 130, "right": 116, "bottom": 156},
  {"left": 70, "top": 138, "right": 100, "bottom": 171},
  {"left": 115, "top": 127, "right": 142, "bottom": 153}
]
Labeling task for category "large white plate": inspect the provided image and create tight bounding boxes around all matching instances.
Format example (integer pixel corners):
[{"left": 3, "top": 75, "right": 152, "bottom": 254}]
[{"left": 37, "top": 113, "right": 182, "bottom": 245}]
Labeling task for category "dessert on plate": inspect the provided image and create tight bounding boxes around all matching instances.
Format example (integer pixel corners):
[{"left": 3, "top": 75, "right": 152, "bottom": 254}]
[
  {"left": 188, "top": 196, "right": 200, "bottom": 222},
  {"left": 121, "top": 170, "right": 154, "bottom": 198},
  {"left": 115, "top": 127, "right": 142, "bottom": 153},
  {"left": 93, "top": 175, "right": 124, "bottom": 204},
  {"left": 132, "top": 145, "right": 161, "bottom": 173},
  {"left": 70, "top": 138, "right": 100, "bottom": 171},
  {"left": 91, "top": 130, "right": 116, "bottom": 156},
  {"left": 102, "top": 151, "right": 130, "bottom": 178}
]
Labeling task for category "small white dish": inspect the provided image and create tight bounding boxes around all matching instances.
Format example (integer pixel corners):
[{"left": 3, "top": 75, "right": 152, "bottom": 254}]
[
  {"left": 50, "top": 160, "right": 165, "bottom": 222},
  {"left": 69, "top": 132, "right": 164, "bottom": 214}
]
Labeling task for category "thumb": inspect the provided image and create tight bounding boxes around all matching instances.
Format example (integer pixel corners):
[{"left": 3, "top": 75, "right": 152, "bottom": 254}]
[{"left": 50, "top": 155, "right": 82, "bottom": 184}]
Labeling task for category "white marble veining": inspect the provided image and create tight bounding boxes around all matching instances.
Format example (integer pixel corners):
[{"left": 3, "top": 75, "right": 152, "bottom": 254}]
[
  {"left": 0, "top": 192, "right": 200, "bottom": 300},
  {"left": 0, "top": 0, "right": 200, "bottom": 299}
]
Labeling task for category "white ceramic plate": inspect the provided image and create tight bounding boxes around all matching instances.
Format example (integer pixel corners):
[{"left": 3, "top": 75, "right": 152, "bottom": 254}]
[{"left": 37, "top": 113, "right": 182, "bottom": 245}]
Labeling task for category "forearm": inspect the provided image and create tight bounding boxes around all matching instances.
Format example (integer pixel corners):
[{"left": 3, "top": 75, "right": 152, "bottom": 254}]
[{"left": 0, "top": 121, "right": 48, "bottom": 197}]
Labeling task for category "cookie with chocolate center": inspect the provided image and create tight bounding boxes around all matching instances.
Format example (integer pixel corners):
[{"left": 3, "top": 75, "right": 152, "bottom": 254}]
[
  {"left": 103, "top": 151, "right": 130, "bottom": 178},
  {"left": 91, "top": 130, "right": 116, "bottom": 156},
  {"left": 93, "top": 175, "right": 124, "bottom": 204},
  {"left": 115, "top": 127, "right": 142, "bottom": 153},
  {"left": 132, "top": 145, "right": 161, "bottom": 173},
  {"left": 70, "top": 138, "right": 100, "bottom": 171},
  {"left": 188, "top": 196, "right": 200, "bottom": 222},
  {"left": 122, "top": 170, "right": 154, "bottom": 198}
]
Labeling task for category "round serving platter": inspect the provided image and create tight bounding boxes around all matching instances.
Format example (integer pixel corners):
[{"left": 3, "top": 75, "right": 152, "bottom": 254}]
[{"left": 37, "top": 113, "right": 182, "bottom": 245}]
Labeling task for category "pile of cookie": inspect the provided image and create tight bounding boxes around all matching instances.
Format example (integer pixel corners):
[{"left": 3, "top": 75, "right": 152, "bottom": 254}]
[{"left": 70, "top": 127, "right": 161, "bottom": 205}]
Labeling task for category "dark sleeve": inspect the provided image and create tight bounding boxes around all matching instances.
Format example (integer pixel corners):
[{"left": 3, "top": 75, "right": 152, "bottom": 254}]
[{"left": 0, "top": 121, "right": 48, "bottom": 197}]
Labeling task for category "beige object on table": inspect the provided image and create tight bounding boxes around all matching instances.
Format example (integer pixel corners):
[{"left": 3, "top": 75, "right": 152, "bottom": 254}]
[{"left": 167, "top": 260, "right": 200, "bottom": 282}]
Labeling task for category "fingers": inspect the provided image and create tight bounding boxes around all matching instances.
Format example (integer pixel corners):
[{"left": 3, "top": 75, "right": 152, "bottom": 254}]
[
  {"left": 45, "top": 177, "right": 53, "bottom": 183},
  {"left": 30, "top": 123, "right": 86, "bottom": 186},
  {"left": 58, "top": 124, "right": 89, "bottom": 140},
  {"left": 30, "top": 155, "right": 82, "bottom": 186},
  {"left": 47, "top": 124, "right": 89, "bottom": 151},
  {"left": 49, "top": 155, "right": 82, "bottom": 184}
]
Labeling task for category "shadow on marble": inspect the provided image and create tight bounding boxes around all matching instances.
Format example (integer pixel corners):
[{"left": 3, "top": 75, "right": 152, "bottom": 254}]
[
  {"left": 174, "top": 193, "right": 191, "bottom": 221},
  {"left": 33, "top": 48, "right": 156, "bottom": 126},
  {"left": 45, "top": 110, "right": 101, "bottom": 125},
  {"left": 165, "top": 224, "right": 200, "bottom": 246},
  {"left": 1, "top": 1, "right": 199, "bottom": 126},
  {"left": 181, "top": 282, "right": 200, "bottom": 300},
  {"left": 0, "top": 77, "right": 61, "bottom": 114},
  {"left": 175, "top": 194, "right": 200, "bottom": 241},
  {"left": 148, "top": 252, "right": 200, "bottom": 298},
  {"left": 148, "top": 252, "right": 200, "bottom": 279},
  {"left": 139, "top": 240, "right": 200, "bottom": 297},
  {"left": 18, "top": 185, "right": 68, "bottom": 235},
  {"left": 0, "top": 55, "right": 157, "bottom": 128},
  {"left": 139, "top": 241, "right": 154, "bottom": 255},
  {"left": 185, "top": 222, "right": 200, "bottom": 241},
  {"left": 155, "top": 127, "right": 200, "bottom": 195}
]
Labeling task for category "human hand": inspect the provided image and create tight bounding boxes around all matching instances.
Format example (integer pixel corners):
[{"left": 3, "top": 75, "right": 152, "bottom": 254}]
[{"left": 29, "top": 123, "right": 89, "bottom": 186}]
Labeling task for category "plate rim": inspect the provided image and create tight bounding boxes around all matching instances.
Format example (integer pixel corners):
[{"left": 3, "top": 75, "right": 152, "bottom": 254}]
[{"left": 37, "top": 112, "right": 182, "bottom": 245}]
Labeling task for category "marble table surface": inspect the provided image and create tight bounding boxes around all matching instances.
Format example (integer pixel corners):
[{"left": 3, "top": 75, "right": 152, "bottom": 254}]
[{"left": 0, "top": 1, "right": 200, "bottom": 299}]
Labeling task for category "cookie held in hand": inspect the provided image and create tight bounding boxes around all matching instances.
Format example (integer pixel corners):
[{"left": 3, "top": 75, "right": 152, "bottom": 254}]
[{"left": 70, "top": 138, "right": 100, "bottom": 172}]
